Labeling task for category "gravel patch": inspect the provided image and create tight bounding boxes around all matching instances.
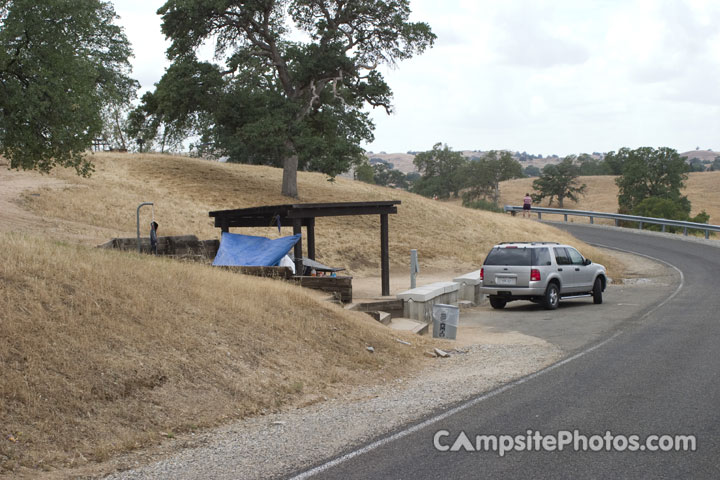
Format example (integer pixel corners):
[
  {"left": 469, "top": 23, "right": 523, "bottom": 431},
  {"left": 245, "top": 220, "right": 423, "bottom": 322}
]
[{"left": 103, "top": 342, "right": 562, "bottom": 480}]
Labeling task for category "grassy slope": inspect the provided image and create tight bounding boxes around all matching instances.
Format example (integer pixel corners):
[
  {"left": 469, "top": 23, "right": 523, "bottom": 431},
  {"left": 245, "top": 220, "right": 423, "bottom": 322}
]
[
  {"left": 0, "top": 233, "right": 428, "bottom": 472},
  {"left": 20, "top": 152, "right": 619, "bottom": 275},
  {"left": 2, "top": 153, "right": 624, "bottom": 473}
]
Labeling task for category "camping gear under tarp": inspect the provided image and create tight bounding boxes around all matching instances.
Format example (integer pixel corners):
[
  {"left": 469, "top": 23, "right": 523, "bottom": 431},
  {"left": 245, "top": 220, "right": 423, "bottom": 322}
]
[{"left": 212, "top": 233, "right": 302, "bottom": 267}]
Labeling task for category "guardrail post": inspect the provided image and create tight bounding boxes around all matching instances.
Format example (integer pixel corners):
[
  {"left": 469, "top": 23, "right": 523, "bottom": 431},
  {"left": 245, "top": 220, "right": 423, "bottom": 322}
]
[
  {"left": 564, "top": 214, "right": 568, "bottom": 222},
  {"left": 537, "top": 212, "right": 542, "bottom": 220},
  {"left": 615, "top": 219, "right": 619, "bottom": 227},
  {"left": 683, "top": 227, "right": 688, "bottom": 236},
  {"left": 589, "top": 216, "right": 594, "bottom": 224},
  {"left": 706, "top": 230, "right": 710, "bottom": 240},
  {"left": 661, "top": 224, "right": 666, "bottom": 233},
  {"left": 639, "top": 222, "right": 643, "bottom": 230}
]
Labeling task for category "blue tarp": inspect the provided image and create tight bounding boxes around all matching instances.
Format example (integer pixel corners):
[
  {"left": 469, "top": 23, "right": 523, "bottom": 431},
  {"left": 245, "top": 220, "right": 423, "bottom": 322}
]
[{"left": 212, "top": 233, "right": 302, "bottom": 267}]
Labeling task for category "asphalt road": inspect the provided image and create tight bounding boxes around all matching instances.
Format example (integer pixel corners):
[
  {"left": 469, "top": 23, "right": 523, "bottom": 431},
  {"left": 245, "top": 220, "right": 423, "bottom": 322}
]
[{"left": 292, "top": 225, "right": 720, "bottom": 479}]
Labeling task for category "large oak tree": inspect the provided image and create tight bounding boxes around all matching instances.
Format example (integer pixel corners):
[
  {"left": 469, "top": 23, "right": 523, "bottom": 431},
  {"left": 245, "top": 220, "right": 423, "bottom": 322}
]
[
  {"left": 156, "top": 0, "right": 435, "bottom": 197},
  {"left": 0, "top": 0, "right": 136, "bottom": 175}
]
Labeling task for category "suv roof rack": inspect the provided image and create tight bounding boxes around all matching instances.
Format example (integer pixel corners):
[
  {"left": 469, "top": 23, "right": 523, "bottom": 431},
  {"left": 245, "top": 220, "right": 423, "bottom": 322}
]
[{"left": 497, "top": 242, "right": 560, "bottom": 245}]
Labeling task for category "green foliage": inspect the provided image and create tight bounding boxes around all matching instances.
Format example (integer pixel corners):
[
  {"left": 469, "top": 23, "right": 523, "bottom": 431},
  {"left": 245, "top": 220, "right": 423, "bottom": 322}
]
[
  {"left": 711, "top": 157, "right": 720, "bottom": 171},
  {"left": 613, "top": 147, "right": 689, "bottom": 214},
  {"left": 687, "top": 157, "right": 705, "bottom": 172},
  {"left": 0, "top": 0, "right": 136, "bottom": 175},
  {"left": 524, "top": 165, "right": 541, "bottom": 177},
  {"left": 156, "top": 0, "right": 435, "bottom": 197},
  {"left": 631, "top": 197, "right": 710, "bottom": 234},
  {"left": 354, "top": 161, "right": 375, "bottom": 184},
  {"left": 531, "top": 156, "right": 587, "bottom": 208},
  {"left": 461, "top": 151, "right": 523, "bottom": 204},
  {"left": 463, "top": 199, "right": 505, "bottom": 213},
  {"left": 412, "top": 143, "right": 466, "bottom": 199},
  {"left": 577, "top": 153, "right": 611, "bottom": 176},
  {"left": 372, "top": 162, "right": 408, "bottom": 189}
]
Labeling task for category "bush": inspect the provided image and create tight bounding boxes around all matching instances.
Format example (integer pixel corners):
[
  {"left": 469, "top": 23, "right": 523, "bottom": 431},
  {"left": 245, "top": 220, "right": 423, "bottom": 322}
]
[
  {"left": 631, "top": 198, "right": 710, "bottom": 234},
  {"left": 463, "top": 199, "right": 505, "bottom": 213}
]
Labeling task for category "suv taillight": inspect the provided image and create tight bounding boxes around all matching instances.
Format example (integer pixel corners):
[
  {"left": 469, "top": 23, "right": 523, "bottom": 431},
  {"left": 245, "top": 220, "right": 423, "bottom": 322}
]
[
  {"left": 480, "top": 267, "right": 484, "bottom": 281},
  {"left": 530, "top": 269, "right": 541, "bottom": 282}
]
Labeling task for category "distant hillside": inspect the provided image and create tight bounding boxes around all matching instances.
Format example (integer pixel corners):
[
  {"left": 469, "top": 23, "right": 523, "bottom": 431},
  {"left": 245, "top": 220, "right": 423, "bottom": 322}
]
[
  {"left": 365, "top": 150, "right": 567, "bottom": 173},
  {"left": 680, "top": 149, "right": 719, "bottom": 162}
]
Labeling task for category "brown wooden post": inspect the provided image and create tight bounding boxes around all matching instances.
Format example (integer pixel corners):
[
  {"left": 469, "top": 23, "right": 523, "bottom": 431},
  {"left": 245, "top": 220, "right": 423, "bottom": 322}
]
[
  {"left": 307, "top": 217, "right": 316, "bottom": 260},
  {"left": 293, "top": 219, "right": 303, "bottom": 275},
  {"left": 380, "top": 213, "right": 390, "bottom": 296}
]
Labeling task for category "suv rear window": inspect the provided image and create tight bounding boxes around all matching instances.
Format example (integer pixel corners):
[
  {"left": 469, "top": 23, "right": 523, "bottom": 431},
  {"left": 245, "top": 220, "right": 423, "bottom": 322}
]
[{"left": 484, "top": 248, "right": 531, "bottom": 266}]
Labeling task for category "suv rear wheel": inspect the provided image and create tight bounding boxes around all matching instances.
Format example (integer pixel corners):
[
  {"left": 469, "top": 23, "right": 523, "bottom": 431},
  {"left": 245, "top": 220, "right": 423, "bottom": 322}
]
[
  {"left": 543, "top": 283, "right": 559, "bottom": 310},
  {"left": 489, "top": 297, "right": 507, "bottom": 309},
  {"left": 592, "top": 277, "right": 603, "bottom": 304}
]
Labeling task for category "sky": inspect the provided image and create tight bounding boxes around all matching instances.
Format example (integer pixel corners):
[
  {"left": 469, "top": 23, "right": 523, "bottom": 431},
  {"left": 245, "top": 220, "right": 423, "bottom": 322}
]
[{"left": 112, "top": 0, "right": 720, "bottom": 157}]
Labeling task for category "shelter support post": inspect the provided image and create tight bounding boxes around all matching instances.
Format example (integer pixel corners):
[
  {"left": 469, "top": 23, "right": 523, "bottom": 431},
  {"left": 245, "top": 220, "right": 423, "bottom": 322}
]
[
  {"left": 381, "top": 213, "right": 390, "bottom": 296},
  {"left": 293, "top": 219, "right": 303, "bottom": 274},
  {"left": 307, "top": 218, "right": 316, "bottom": 260}
]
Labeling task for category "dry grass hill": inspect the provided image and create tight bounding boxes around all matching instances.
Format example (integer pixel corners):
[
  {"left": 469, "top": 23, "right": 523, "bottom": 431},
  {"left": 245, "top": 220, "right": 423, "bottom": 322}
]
[
  {"left": 1, "top": 152, "right": 621, "bottom": 476},
  {"left": 498, "top": 172, "right": 720, "bottom": 226}
]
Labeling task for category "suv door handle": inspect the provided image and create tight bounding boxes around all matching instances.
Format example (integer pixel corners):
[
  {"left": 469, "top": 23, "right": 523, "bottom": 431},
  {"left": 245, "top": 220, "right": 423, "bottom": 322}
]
[
  {"left": 575, "top": 267, "right": 580, "bottom": 271},
  {"left": 557, "top": 268, "right": 563, "bottom": 271}
]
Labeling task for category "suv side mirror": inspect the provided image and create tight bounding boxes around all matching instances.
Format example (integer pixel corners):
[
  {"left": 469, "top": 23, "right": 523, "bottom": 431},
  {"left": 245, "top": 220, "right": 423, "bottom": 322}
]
[{"left": 584, "top": 258, "right": 592, "bottom": 266}]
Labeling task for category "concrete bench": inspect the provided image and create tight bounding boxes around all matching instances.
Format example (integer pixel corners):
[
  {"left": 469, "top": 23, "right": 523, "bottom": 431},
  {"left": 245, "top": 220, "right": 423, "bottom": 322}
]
[
  {"left": 453, "top": 270, "right": 484, "bottom": 305},
  {"left": 397, "top": 281, "right": 459, "bottom": 323}
]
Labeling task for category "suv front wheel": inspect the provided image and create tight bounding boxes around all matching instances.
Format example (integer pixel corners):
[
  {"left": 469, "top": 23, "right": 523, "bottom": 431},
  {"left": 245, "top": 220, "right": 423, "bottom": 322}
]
[
  {"left": 592, "top": 277, "right": 603, "bottom": 304},
  {"left": 543, "top": 283, "right": 559, "bottom": 310}
]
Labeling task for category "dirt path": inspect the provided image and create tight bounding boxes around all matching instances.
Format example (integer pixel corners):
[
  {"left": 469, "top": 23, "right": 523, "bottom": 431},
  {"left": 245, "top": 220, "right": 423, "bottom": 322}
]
[
  {"left": 0, "top": 164, "right": 65, "bottom": 234},
  {"left": 0, "top": 165, "right": 121, "bottom": 244}
]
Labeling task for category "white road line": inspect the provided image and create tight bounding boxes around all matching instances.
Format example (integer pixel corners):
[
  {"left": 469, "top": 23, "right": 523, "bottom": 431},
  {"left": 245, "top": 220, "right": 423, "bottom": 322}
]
[
  {"left": 289, "top": 243, "right": 685, "bottom": 480},
  {"left": 588, "top": 242, "right": 685, "bottom": 321}
]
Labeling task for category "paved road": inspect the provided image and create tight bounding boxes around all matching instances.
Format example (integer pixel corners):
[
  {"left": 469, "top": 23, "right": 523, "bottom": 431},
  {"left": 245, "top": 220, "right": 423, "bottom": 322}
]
[{"left": 293, "top": 225, "right": 720, "bottom": 479}]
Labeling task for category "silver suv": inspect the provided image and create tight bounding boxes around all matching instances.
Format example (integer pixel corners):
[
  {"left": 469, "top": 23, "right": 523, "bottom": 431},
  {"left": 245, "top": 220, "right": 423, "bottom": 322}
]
[{"left": 480, "top": 242, "right": 607, "bottom": 310}]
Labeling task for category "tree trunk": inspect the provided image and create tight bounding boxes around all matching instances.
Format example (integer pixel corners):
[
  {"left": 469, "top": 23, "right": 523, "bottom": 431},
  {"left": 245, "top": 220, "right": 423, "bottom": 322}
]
[{"left": 282, "top": 151, "right": 299, "bottom": 198}]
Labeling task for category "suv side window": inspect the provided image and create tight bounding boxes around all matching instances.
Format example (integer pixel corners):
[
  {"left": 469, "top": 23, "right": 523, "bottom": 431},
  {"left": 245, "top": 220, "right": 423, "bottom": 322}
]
[
  {"left": 553, "top": 247, "right": 571, "bottom": 265},
  {"left": 532, "top": 247, "right": 552, "bottom": 266},
  {"left": 567, "top": 247, "right": 585, "bottom": 265}
]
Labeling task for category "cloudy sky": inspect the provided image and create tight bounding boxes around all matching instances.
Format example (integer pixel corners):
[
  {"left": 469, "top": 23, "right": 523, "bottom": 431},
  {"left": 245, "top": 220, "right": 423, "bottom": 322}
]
[{"left": 113, "top": 0, "right": 720, "bottom": 157}]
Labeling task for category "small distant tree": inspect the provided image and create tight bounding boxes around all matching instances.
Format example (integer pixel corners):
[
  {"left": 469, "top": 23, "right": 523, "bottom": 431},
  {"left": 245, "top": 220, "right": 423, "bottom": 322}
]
[
  {"left": 688, "top": 157, "right": 705, "bottom": 172},
  {"left": 711, "top": 157, "right": 720, "bottom": 171},
  {"left": 354, "top": 161, "right": 375, "bottom": 184},
  {"left": 372, "top": 163, "right": 408, "bottom": 189},
  {"left": 412, "top": 143, "right": 466, "bottom": 199},
  {"left": 531, "top": 156, "right": 587, "bottom": 208},
  {"left": 523, "top": 165, "right": 541, "bottom": 177},
  {"left": 461, "top": 151, "right": 523, "bottom": 205},
  {"left": 577, "top": 153, "right": 611, "bottom": 176}
]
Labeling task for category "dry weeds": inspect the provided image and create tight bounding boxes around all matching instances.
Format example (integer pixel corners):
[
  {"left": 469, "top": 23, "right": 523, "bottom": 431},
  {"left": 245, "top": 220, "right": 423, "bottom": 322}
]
[{"left": 0, "top": 232, "right": 431, "bottom": 474}]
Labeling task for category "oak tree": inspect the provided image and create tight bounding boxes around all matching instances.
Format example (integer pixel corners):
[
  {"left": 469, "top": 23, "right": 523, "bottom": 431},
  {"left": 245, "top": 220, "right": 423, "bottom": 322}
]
[
  {"left": 531, "top": 156, "right": 587, "bottom": 208},
  {"left": 0, "top": 0, "right": 136, "bottom": 175},
  {"left": 157, "top": 0, "right": 435, "bottom": 197}
]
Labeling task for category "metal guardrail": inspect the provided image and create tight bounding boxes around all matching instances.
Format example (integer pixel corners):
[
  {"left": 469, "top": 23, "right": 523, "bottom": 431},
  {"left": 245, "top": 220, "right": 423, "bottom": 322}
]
[{"left": 504, "top": 205, "right": 720, "bottom": 240}]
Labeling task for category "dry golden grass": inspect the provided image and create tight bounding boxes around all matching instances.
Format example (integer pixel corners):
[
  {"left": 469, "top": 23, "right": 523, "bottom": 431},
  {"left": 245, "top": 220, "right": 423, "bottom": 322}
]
[
  {"left": 498, "top": 172, "right": 720, "bottom": 225},
  {"left": 0, "top": 232, "right": 429, "bottom": 473},
  {"left": 1, "top": 153, "right": 629, "bottom": 474},
  {"left": 19, "top": 152, "right": 621, "bottom": 276}
]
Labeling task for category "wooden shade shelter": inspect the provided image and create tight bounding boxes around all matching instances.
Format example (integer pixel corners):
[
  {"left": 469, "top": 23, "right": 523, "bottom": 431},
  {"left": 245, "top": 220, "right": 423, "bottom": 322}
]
[{"left": 209, "top": 201, "right": 401, "bottom": 296}]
